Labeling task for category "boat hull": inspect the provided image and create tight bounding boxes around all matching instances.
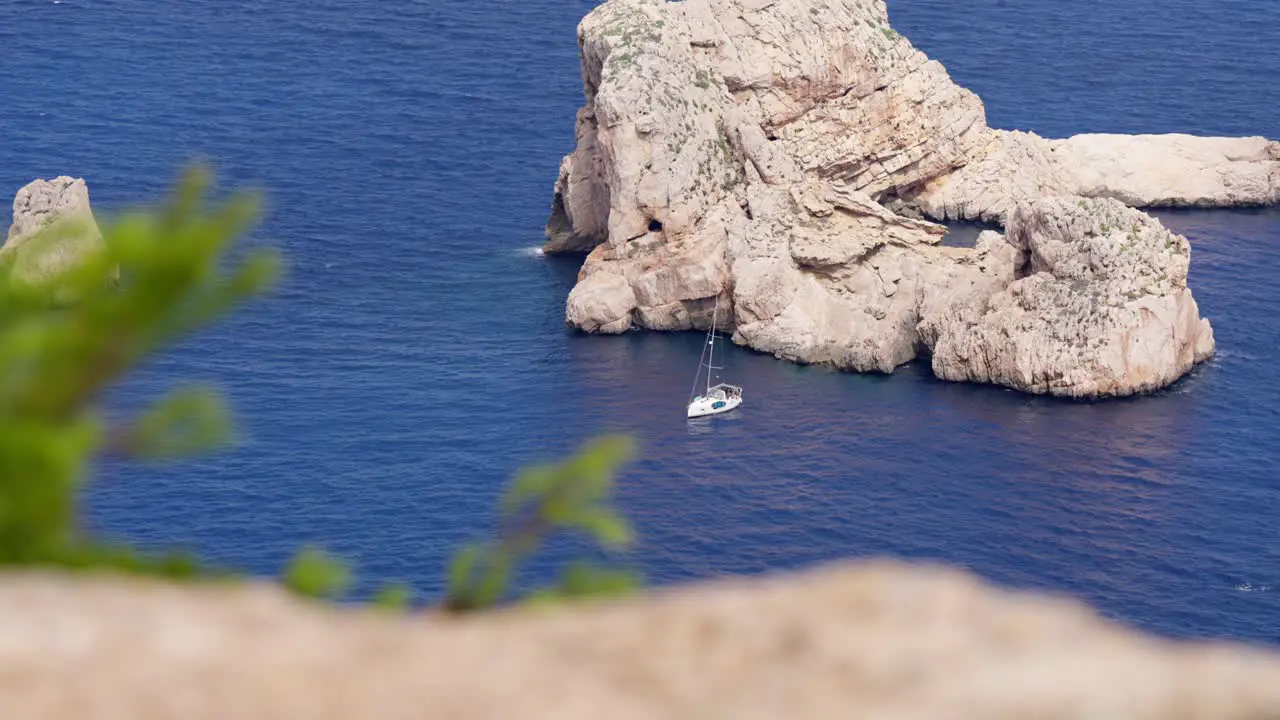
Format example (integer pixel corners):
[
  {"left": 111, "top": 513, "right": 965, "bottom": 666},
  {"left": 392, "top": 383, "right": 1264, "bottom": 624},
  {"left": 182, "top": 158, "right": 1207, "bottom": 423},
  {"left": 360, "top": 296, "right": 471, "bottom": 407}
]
[{"left": 687, "top": 395, "right": 743, "bottom": 418}]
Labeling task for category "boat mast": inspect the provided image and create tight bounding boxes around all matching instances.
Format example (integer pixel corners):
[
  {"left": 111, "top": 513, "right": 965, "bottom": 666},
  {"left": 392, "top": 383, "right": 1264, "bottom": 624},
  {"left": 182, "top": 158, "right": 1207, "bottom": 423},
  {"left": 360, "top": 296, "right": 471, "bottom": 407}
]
[
  {"left": 688, "top": 293, "right": 724, "bottom": 404},
  {"left": 689, "top": 296, "right": 711, "bottom": 403},
  {"left": 707, "top": 293, "right": 718, "bottom": 394}
]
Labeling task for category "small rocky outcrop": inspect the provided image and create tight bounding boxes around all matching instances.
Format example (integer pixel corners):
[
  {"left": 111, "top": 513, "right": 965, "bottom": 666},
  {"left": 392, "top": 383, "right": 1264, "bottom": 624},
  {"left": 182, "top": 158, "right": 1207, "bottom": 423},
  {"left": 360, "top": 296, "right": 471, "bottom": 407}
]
[
  {"left": 922, "top": 198, "right": 1215, "bottom": 397},
  {"left": 545, "top": 0, "right": 1280, "bottom": 397},
  {"left": 4, "top": 563, "right": 1280, "bottom": 718},
  {"left": 1, "top": 177, "right": 103, "bottom": 285}
]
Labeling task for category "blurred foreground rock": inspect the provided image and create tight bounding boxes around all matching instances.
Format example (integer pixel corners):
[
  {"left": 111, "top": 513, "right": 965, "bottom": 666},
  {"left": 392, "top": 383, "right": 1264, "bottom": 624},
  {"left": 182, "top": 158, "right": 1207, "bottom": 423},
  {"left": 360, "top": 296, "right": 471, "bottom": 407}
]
[{"left": 3, "top": 562, "right": 1279, "bottom": 719}]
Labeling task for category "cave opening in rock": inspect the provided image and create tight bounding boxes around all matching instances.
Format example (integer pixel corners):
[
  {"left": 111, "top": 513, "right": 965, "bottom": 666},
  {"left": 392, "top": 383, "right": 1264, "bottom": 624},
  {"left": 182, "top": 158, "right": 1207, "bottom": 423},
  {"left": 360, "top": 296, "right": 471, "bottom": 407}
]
[
  {"left": 648, "top": 219, "right": 664, "bottom": 233},
  {"left": 940, "top": 220, "right": 1001, "bottom": 249}
]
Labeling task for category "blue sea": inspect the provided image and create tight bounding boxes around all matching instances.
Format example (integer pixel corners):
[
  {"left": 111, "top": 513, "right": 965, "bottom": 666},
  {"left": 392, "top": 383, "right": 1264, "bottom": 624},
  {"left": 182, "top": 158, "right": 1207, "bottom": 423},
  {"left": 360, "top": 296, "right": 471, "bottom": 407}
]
[{"left": 2, "top": 0, "right": 1278, "bottom": 644}]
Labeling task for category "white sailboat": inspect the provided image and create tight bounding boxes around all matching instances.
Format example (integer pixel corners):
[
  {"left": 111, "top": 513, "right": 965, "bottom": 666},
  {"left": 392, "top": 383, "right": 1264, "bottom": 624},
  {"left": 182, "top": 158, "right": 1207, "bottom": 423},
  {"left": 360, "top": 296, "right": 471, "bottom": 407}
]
[{"left": 687, "top": 295, "right": 743, "bottom": 418}]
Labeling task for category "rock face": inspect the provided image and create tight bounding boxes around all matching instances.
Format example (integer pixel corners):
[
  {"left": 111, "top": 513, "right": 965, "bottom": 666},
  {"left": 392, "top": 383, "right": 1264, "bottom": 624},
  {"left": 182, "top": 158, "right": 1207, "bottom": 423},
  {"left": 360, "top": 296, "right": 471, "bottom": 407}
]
[
  {"left": 728, "top": 180, "right": 1014, "bottom": 373},
  {"left": 545, "top": 0, "right": 1280, "bottom": 397},
  {"left": 924, "top": 197, "right": 1215, "bottom": 397},
  {"left": 4, "top": 564, "right": 1280, "bottom": 719},
  {"left": 1, "top": 177, "right": 104, "bottom": 285},
  {"left": 914, "top": 132, "right": 1280, "bottom": 224}
]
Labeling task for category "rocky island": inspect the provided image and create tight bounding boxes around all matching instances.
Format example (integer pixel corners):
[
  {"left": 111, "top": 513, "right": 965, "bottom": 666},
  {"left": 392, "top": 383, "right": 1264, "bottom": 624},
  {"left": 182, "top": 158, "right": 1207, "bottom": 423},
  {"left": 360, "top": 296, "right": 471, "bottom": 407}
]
[{"left": 545, "top": 0, "right": 1279, "bottom": 397}]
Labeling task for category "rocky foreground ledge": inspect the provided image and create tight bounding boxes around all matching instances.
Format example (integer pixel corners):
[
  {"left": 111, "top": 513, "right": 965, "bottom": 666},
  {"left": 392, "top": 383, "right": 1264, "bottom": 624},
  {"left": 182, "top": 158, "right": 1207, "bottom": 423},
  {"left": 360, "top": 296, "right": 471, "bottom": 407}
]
[
  {"left": 3, "top": 563, "right": 1279, "bottom": 719},
  {"left": 546, "top": 0, "right": 1280, "bottom": 397}
]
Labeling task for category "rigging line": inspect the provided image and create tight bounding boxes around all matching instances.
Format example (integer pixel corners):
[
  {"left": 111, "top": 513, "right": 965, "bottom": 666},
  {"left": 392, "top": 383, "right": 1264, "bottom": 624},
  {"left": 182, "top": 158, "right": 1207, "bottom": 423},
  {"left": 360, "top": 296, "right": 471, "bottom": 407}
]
[
  {"left": 706, "top": 293, "right": 720, "bottom": 394},
  {"left": 689, "top": 317, "right": 712, "bottom": 403}
]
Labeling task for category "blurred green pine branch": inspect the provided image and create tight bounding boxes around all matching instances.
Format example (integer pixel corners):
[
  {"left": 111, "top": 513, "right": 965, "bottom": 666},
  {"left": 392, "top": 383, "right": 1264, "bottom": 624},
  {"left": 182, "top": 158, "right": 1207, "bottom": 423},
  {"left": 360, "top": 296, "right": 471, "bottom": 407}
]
[
  {"left": 444, "top": 435, "right": 641, "bottom": 612},
  {"left": 0, "top": 166, "right": 279, "bottom": 574},
  {"left": 0, "top": 167, "right": 640, "bottom": 610}
]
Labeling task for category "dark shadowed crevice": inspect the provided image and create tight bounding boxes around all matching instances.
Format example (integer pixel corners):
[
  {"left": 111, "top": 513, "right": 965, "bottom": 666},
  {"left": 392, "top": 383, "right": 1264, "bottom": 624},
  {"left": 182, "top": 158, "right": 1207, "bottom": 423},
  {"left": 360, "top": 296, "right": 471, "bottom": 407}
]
[{"left": 939, "top": 220, "right": 1000, "bottom": 248}]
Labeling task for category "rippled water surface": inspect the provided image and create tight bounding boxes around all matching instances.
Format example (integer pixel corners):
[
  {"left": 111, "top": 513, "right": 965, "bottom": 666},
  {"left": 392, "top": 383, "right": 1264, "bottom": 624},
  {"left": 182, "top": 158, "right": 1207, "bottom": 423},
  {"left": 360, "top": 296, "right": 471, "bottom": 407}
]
[{"left": 2, "top": 0, "right": 1277, "bottom": 642}]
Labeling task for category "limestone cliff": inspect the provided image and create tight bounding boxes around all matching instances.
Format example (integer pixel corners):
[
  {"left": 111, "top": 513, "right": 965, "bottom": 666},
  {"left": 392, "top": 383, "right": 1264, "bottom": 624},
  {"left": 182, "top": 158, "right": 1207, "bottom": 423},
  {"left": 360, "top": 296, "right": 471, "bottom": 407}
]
[{"left": 546, "top": 0, "right": 1278, "bottom": 397}]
